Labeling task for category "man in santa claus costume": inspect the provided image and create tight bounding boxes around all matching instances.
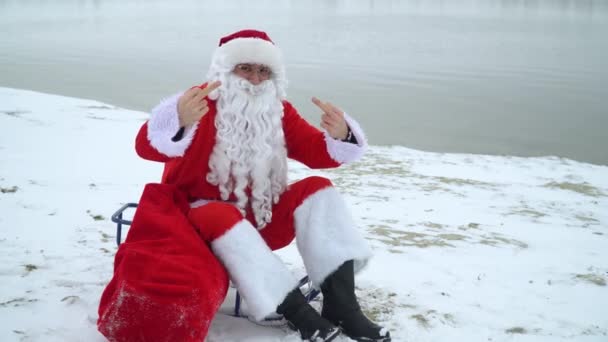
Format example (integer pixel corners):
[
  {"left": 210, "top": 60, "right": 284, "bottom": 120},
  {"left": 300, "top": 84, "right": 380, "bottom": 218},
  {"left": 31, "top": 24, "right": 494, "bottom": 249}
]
[{"left": 97, "top": 29, "right": 391, "bottom": 342}]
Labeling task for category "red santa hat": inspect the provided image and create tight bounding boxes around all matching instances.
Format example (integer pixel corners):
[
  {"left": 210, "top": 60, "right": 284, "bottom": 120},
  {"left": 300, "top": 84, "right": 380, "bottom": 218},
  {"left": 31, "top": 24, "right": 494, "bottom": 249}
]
[{"left": 211, "top": 29, "right": 284, "bottom": 79}]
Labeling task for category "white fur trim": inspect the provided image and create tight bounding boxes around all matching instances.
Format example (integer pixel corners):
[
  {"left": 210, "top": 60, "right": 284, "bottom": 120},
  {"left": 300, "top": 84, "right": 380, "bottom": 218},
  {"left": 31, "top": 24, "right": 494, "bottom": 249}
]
[
  {"left": 189, "top": 199, "right": 238, "bottom": 209},
  {"left": 324, "top": 112, "right": 368, "bottom": 164},
  {"left": 211, "top": 220, "right": 298, "bottom": 321},
  {"left": 147, "top": 92, "right": 198, "bottom": 157},
  {"left": 190, "top": 199, "right": 213, "bottom": 209},
  {"left": 294, "top": 187, "right": 372, "bottom": 287},
  {"left": 212, "top": 37, "right": 285, "bottom": 79}
]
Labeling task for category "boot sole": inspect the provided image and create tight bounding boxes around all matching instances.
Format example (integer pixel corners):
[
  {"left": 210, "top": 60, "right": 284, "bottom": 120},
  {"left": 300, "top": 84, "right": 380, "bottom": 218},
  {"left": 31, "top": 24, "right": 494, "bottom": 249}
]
[
  {"left": 288, "top": 323, "right": 341, "bottom": 342},
  {"left": 322, "top": 327, "right": 341, "bottom": 342},
  {"left": 308, "top": 327, "right": 341, "bottom": 342},
  {"left": 347, "top": 336, "right": 391, "bottom": 342}
]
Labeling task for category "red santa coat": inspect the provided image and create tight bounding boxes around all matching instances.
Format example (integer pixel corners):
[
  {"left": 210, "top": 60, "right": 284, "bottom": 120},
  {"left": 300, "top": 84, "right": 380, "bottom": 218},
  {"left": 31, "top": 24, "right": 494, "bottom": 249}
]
[
  {"left": 134, "top": 95, "right": 362, "bottom": 203},
  {"left": 97, "top": 86, "right": 369, "bottom": 341}
]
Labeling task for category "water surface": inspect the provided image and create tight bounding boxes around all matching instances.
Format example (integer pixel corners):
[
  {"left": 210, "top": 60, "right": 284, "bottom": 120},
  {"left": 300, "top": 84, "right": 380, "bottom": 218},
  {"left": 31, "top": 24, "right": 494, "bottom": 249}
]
[{"left": 1, "top": 0, "right": 607, "bottom": 164}]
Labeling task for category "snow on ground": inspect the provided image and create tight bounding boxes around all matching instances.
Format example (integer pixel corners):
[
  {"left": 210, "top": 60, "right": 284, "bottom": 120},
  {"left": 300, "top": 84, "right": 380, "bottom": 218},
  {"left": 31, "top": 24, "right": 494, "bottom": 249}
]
[{"left": 0, "top": 87, "right": 607, "bottom": 342}]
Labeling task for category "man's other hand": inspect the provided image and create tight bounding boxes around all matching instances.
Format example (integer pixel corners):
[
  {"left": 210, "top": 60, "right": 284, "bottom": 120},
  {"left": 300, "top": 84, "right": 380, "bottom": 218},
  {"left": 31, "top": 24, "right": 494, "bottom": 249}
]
[
  {"left": 312, "top": 97, "right": 348, "bottom": 140},
  {"left": 177, "top": 81, "right": 221, "bottom": 127}
]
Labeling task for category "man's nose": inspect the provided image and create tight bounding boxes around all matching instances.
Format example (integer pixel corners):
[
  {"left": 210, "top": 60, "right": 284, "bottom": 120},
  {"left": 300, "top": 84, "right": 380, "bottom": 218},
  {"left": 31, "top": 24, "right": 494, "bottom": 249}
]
[{"left": 248, "top": 72, "right": 262, "bottom": 85}]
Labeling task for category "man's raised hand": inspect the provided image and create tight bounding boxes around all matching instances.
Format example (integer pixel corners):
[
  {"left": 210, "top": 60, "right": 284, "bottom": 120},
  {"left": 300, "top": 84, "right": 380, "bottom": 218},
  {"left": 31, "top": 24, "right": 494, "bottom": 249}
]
[
  {"left": 177, "top": 81, "right": 221, "bottom": 127},
  {"left": 312, "top": 97, "right": 349, "bottom": 140}
]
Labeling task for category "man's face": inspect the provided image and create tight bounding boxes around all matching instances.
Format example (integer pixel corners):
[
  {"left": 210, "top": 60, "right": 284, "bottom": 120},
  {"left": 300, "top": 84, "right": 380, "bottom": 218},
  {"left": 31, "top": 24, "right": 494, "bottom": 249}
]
[{"left": 233, "top": 63, "right": 272, "bottom": 86}]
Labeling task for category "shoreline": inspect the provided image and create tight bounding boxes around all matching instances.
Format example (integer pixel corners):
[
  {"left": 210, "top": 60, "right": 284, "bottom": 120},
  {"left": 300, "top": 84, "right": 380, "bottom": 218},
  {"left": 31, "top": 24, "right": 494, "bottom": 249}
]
[{"left": 2, "top": 86, "right": 606, "bottom": 168}]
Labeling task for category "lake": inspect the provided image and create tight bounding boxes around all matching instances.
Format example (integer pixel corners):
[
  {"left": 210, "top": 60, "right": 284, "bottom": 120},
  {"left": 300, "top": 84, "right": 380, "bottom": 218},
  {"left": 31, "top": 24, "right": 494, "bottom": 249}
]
[{"left": 1, "top": 0, "right": 607, "bottom": 165}]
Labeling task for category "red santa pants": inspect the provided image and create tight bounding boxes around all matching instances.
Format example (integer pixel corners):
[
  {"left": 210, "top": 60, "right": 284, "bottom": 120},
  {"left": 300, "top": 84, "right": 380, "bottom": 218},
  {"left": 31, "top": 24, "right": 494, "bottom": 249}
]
[
  {"left": 190, "top": 176, "right": 372, "bottom": 322},
  {"left": 189, "top": 175, "right": 334, "bottom": 249}
]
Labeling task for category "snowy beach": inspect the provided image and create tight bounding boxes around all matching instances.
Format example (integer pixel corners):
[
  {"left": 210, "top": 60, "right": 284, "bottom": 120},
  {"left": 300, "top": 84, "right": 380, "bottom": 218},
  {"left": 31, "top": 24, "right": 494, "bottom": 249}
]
[{"left": 0, "top": 87, "right": 607, "bottom": 341}]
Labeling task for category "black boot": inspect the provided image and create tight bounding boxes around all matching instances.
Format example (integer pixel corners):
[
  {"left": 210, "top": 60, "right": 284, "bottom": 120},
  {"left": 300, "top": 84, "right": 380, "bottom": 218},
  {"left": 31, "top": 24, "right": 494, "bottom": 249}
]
[
  {"left": 321, "top": 260, "right": 391, "bottom": 342},
  {"left": 277, "top": 287, "right": 340, "bottom": 341}
]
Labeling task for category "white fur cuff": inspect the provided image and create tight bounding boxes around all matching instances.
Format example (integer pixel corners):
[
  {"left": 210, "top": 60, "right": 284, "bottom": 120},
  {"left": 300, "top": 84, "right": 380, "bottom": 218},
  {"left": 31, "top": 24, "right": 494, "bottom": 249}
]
[
  {"left": 147, "top": 92, "right": 198, "bottom": 157},
  {"left": 324, "top": 112, "right": 368, "bottom": 164},
  {"left": 294, "top": 187, "right": 372, "bottom": 287},
  {"left": 211, "top": 220, "right": 298, "bottom": 321}
]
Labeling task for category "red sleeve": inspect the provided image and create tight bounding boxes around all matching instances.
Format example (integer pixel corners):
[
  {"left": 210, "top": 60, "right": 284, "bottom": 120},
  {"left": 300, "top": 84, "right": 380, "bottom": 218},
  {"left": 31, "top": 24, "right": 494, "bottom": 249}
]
[
  {"left": 134, "top": 83, "right": 209, "bottom": 163},
  {"left": 135, "top": 122, "right": 172, "bottom": 163},
  {"left": 282, "top": 101, "right": 340, "bottom": 169}
]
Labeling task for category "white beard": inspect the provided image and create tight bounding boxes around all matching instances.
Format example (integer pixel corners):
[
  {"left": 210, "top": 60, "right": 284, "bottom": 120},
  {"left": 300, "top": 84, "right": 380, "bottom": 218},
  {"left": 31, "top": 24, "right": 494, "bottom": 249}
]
[{"left": 206, "top": 73, "right": 288, "bottom": 228}]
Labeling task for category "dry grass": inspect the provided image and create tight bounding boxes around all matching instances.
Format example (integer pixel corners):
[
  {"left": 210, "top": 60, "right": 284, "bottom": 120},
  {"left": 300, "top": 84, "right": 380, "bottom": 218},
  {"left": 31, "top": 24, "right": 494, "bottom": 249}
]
[
  {"left": 544, "top": 182, "right": 605, "bottom": 197},
  {"left": 506, "top": 327, "right": 527, "bottom": 334},
  {"left": 575, "top": 274, "right": 606, "bottom": 286}
]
